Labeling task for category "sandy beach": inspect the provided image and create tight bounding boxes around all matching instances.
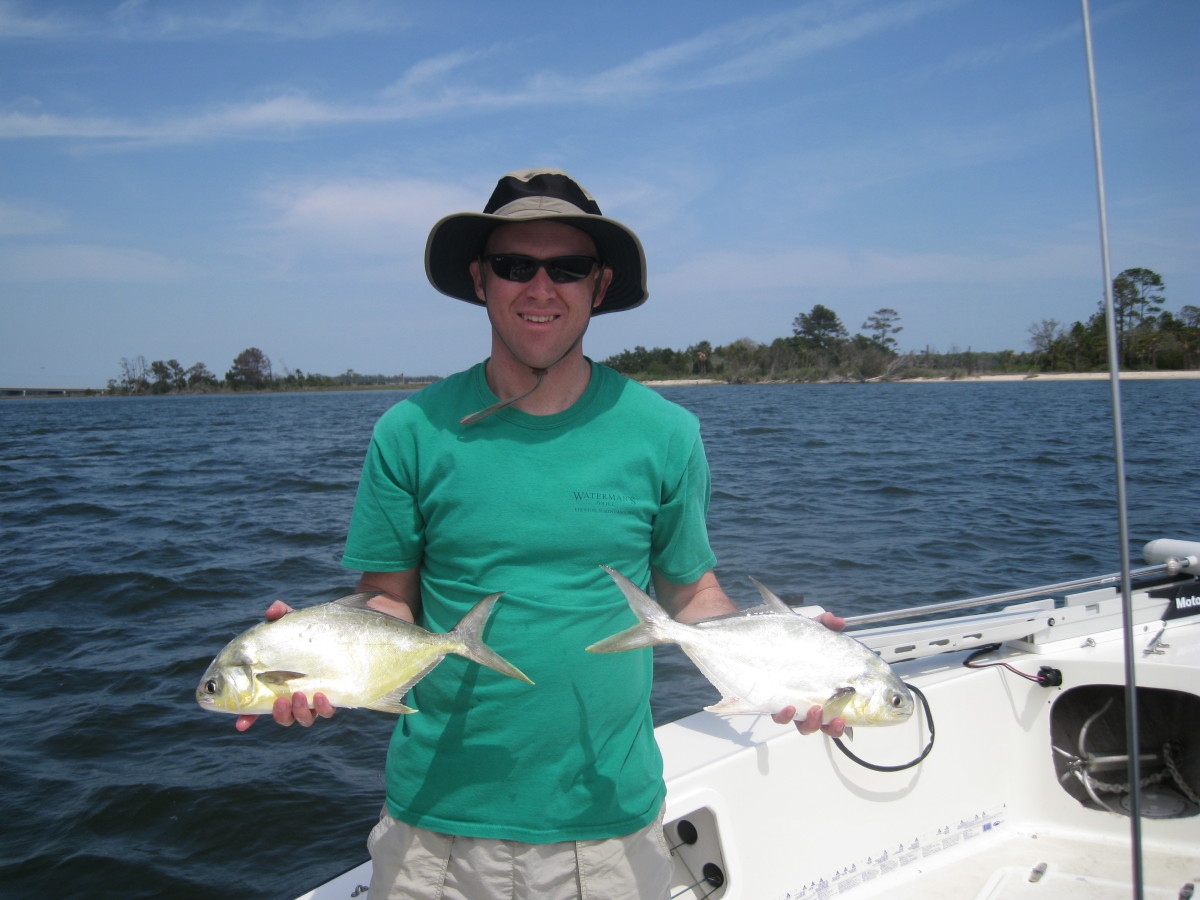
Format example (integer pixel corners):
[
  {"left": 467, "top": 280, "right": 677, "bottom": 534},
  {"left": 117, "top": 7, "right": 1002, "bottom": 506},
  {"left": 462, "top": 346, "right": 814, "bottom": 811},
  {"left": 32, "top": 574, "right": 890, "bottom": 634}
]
[
  {"left": 640, "top": 378, "right": 726, "bottom": 386},
  {"left": 640, "top": 371, "right": 1200, "bottom": 387},
  {"left": 902, "top": 374, "right": 1200, "bottom": 384}
]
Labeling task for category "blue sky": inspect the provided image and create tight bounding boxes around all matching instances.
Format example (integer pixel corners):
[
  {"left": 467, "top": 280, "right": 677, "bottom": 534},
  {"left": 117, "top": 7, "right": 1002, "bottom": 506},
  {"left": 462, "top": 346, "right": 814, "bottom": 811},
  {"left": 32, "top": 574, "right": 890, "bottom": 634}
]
[{"left": 1, "top": 0, "right": 1196, "bottom": 387}]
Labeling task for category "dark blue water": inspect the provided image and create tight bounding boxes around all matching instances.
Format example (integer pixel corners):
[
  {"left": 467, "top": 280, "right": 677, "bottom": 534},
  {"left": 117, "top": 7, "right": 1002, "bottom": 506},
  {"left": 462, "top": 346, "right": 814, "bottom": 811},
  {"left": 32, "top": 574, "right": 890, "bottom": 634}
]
[{"left": 2, "top": 380, "right": 1197, "bottom": 899}]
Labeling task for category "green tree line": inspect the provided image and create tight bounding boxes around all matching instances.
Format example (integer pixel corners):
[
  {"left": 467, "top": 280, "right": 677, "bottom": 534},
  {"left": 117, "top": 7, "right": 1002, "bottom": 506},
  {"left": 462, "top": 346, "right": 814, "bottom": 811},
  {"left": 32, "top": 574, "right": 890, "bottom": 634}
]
[
  {"left": 107, "top": 347, "right": 440, "bottom": 395},
  {"left": 602, "top": 268, "right": 1199, "bottom": 382}
]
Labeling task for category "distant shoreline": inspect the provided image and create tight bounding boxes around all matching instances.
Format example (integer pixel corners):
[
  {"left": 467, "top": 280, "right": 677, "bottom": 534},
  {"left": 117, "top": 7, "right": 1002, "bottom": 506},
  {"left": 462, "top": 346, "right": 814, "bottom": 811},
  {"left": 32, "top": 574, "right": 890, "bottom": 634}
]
[
  {"left": 640, "top": 371, "right": 1200, "bottom": 387},
  {"left": 0, "top": 382, "right": 437, "bottom": 399},
  {"left": 9, "top": 371, "right": 1197, "bottom": 397}
]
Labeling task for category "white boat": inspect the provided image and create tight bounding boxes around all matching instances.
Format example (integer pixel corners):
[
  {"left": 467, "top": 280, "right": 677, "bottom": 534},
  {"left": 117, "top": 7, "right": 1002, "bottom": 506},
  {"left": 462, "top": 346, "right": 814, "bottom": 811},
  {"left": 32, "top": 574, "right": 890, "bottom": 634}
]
[{"left": 297, "top": 537, "right": 1200, "bottom": 900}]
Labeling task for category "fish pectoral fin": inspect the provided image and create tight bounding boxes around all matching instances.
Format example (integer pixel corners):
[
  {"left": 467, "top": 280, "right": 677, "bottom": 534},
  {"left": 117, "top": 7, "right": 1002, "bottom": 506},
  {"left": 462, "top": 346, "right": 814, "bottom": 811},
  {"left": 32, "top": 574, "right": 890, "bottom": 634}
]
[
  {"left": 365, "top": 687, "right": 417, "bottom": 715},
  {"left": 822, "top": 685, "right": 856, "bottom": 718},
  {"left": 256, "top": 670, "right": 306, "bottom": 685},
  {"left": 586, "top": 624, "right": 660, "bottom": 654},
  {"left": 705, "top": 696, "right": 760, "bottom": 715}
]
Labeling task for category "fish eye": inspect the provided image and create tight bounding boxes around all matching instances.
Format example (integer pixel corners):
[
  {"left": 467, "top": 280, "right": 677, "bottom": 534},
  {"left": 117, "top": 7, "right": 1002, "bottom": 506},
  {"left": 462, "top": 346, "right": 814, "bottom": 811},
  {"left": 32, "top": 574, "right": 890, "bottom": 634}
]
[
  {"left": 204, "top": 679, "right": 219, "bottom": 695},
  {"left": 890, "top": 692, "right": 904, "bottom": 707}
]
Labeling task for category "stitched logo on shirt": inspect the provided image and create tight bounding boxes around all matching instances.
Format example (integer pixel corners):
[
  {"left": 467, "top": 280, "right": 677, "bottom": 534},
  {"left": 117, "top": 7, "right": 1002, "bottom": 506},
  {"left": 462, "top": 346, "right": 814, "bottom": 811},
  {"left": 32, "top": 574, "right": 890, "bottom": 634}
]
[{"left": 573, "top": 490, "right": 638, "bottom": 515}]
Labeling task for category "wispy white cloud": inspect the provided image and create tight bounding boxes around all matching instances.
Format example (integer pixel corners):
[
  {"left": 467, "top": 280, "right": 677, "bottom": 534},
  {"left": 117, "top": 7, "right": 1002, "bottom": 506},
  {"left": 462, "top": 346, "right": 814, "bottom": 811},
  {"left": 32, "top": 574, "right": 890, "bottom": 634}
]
[
  {"left": 254, "top": 175, "right": 481, "bottom": 256},
  {"left": 0, "top": 81, "right": 481, "bottom": 144},
  {"left": 109, "top": 0, "right": 407, "bottom": 41},
  {"left": 771, "top": 109, "right": 1079, "bottom": 211},
  {"left": 0, "top": 0, "right": 72, "bottom": 38},
  {"left": 688, "top": 0, "right": 956, "bottom": 90},
  {"left": 0, "top": 199, "right": 63, "bottom": 235},
  {"left": 0, "top": 108, "right": 142, "bottom": 139},
  {"left": 514, "top": 0, "right": 957, "bottom": 100},
  {"left": 660, "top": 240, "right": 1096, "bottom": 297},
  {"left": 931, "top": 26, "right": 1074, "bottom": 77},
  {"left": 0, "top": 0, "right": 959, "bottom": 144},
  {"left": 0, "top": 93, "right": 386, "bottom": 143},
  {"left": 380, "top": 49, "right": 484, "bottom": 98},
  {"left": 0, "top": 0, "right": 406, "bottom": 41},
  {"left": 0, "top": 243, "right": 188, "bottom": 281}
]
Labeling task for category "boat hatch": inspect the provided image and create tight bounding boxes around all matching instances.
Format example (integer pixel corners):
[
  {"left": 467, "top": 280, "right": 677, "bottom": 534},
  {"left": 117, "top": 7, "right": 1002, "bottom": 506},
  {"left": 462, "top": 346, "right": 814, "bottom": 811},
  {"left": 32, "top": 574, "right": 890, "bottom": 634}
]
[
  {"left": 666, "top": 806, "right": 728, "bottom": 900},
  {"left": 1050, "top": 684, "right": 1200, "bottom": 818}
]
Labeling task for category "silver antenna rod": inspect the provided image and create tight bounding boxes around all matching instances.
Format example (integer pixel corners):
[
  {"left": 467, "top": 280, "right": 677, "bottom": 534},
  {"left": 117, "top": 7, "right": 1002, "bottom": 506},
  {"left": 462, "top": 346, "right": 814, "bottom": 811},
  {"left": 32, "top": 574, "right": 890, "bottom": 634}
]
[{"left": 1080, "top": 1, "right": 1143, "bottom": 895}]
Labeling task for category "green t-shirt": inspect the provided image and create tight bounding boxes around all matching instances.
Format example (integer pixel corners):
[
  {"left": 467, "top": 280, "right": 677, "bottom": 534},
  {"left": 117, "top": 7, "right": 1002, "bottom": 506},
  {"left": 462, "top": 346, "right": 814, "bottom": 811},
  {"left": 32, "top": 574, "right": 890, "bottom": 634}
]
[{"left": 342, "top": 360, "right": 717, "bottom": 842}]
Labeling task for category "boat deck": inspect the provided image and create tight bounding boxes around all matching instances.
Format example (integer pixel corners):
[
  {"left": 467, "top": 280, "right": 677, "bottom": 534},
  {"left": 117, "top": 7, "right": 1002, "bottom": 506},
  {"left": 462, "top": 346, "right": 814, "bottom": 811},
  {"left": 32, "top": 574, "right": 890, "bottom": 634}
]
[{"left": 851, "top": 828, "right": 1196, "bottom": 900}]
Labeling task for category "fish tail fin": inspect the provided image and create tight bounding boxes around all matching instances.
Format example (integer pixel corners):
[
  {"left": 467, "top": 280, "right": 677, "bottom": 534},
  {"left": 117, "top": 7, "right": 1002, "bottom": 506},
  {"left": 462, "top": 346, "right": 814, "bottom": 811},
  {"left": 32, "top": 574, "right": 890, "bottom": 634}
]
[
  {"left": 449, "top": 593, "right": 534, "bottom": 684},
  {"left": 586, "top": 566, "right": 675, "bottom": 653}
]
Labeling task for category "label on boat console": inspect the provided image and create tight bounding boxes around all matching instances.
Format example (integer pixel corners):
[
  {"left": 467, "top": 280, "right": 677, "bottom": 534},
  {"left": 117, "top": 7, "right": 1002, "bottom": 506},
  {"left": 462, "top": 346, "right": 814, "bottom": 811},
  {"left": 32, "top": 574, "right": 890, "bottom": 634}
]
[{"left": 1150, "top": 582, "right": 1200, "bottom": 620}]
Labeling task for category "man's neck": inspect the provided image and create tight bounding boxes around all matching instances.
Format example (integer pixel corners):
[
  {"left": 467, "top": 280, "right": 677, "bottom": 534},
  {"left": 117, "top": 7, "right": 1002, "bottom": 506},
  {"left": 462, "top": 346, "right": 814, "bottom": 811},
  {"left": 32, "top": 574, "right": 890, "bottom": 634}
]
[{"left": 484, "top": 352, "right": 592, "bottom": 416}]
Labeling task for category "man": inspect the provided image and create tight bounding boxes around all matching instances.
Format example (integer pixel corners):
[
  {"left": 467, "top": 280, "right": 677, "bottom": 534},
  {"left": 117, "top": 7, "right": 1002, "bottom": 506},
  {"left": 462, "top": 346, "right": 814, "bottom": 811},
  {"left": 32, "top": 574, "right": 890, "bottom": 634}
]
[{"left": 240, "top": 169, "right": 844, "bottom": 899}]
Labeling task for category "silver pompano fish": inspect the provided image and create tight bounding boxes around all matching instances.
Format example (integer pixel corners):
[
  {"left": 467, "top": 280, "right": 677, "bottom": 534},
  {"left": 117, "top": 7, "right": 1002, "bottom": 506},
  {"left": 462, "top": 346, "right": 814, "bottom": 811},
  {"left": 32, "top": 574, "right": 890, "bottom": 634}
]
[
  {"left": 587, "top": 567, "right": 913, "bottom": 728},
  {"left": 196, "top": 592, "right": 532, "bottom": 716}
]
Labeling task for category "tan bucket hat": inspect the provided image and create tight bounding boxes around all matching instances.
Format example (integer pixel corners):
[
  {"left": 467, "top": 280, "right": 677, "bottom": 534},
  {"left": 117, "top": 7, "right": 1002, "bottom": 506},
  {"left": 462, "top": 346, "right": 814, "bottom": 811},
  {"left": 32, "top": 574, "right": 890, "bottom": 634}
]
[{"left": 424, "top": 168, "right": 648, "bottom": 314}]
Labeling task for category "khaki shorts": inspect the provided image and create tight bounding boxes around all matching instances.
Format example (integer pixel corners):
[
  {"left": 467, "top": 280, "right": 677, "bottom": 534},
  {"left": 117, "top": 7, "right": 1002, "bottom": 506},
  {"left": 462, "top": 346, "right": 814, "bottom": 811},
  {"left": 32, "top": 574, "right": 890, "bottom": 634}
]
[{"left": 366, "top": 806, "right": 672, "bottom": 900}]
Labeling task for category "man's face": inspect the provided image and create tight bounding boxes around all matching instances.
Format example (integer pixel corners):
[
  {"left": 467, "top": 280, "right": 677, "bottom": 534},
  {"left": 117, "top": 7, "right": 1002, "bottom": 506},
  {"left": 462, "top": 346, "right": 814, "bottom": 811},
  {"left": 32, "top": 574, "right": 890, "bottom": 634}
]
[{"left": 470, "top": 220, "right": 613, "bottom": 372}]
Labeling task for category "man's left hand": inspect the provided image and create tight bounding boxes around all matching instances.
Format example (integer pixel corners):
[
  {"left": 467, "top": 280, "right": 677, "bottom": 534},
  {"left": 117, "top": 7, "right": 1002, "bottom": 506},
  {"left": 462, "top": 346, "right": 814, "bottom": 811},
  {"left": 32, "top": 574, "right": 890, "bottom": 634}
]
[{"left": 772, "top": 704, "right": 847, "bottom": 738}]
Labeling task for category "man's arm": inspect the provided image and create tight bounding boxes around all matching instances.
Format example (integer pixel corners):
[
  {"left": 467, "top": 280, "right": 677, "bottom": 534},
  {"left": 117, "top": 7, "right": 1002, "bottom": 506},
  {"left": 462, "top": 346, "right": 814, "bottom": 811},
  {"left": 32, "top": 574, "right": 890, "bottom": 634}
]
[
  {"left": 357, "top": 568, "right": 422, "bottom": 623},
  {"left": 651, "top": 568, "right": 738, "bottom": 623},
  {"left": 651, "top": 567, "right": 847, "bottom": 738},
  {"left": 234, "top": 568, "right": 422, "bottom": 731}
]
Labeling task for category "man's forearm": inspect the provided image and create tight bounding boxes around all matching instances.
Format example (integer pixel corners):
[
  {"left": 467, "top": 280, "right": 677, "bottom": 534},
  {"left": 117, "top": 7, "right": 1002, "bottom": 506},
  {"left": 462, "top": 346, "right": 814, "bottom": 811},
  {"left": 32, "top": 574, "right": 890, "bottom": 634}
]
[
  {"left": 356, "top": 568, "right": 422, "bottom": 622},
  {"left": 652, "top": 568, "right": 739, "bottom": 623}
]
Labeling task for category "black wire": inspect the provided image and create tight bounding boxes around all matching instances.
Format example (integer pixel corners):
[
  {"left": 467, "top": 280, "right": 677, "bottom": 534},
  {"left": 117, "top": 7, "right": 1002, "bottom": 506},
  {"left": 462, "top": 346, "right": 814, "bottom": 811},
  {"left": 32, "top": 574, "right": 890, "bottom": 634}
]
[
  {"left": 831, "top": 682, "right": 934, "bottom": 772},
  {"left": 963, "top": 643, "right": 1048, "bottom": 683}
]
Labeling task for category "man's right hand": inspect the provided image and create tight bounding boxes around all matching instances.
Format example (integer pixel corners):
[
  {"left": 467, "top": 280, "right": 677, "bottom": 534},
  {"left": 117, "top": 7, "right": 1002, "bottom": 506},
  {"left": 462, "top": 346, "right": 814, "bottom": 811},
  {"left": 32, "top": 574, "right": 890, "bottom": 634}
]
[{"left": 234, "top": 601, "right": 336, "bottom": 732}]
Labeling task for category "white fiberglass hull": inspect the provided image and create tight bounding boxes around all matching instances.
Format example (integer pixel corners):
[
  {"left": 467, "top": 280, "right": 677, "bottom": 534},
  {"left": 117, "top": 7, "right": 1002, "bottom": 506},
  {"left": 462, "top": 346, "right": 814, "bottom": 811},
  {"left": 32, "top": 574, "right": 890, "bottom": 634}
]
[{"left": 298, "top": 542, "right": 1200, "bottom": 900}]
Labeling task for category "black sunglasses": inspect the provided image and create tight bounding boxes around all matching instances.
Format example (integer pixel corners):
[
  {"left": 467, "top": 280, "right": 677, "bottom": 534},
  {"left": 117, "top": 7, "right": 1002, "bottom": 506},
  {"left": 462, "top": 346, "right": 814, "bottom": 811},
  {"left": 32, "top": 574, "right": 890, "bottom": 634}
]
[{"left": 482, "top": 254, "right": 600, "bottom": 284}]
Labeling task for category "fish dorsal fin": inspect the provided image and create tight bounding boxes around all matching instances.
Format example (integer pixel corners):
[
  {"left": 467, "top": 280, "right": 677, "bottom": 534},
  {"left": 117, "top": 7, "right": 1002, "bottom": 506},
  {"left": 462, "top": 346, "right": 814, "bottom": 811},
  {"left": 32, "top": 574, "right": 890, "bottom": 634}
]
[
  {"left": 748, "top": 576, "right": 795, "bottom": 616},
  {"left": 365, "top": 686, "right": 417, "bottom": 715},
  {"left": 256, "top": 670, "right": 306, "bottom": 685},
  {"left": 332, "top": 591, "right": 381, "bottom": 611}
]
